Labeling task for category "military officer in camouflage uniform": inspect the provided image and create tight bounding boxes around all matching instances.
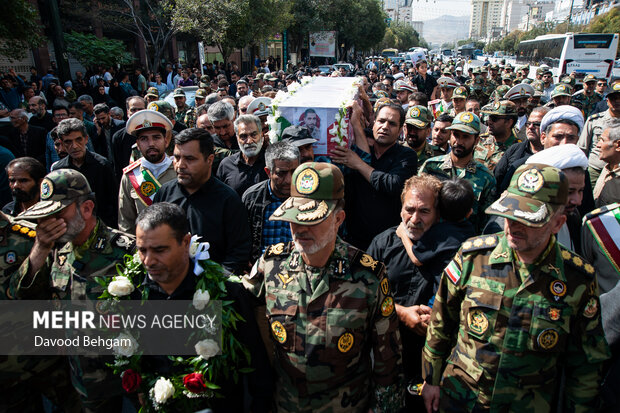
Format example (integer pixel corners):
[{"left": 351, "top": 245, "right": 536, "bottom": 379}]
[
  {"left": 421, "top": 163, "right": 610, "bottom": 412},
  {"left": 9, "top": 169, "right": 135, "bottom": 412},
  {"left": 0, "top": 211, "right": 82, "bottom": 412},
  {"left": 183, "top": 88, "right": 207, "bottom": 128},
  {"left": 419, "top": 112, "right": 496, "bottom": 233},
  {"left": 572, "top": 74, "right": 604, "bottom": 119},
  {"left": 449, "top": 86, "right": 468, "bottom": 117},
  {"left": 118, "top": 110, "right": 177, "bottom": 234},
  {"left": 243, "top": 162, "right": 404, "bottom": 413},
  {"left": 546, "top": 83, "right": 573, "bottom": 108},
  {"left": 469, "top": 76, "right": 490, "bottom": 107},
  {"left": 475, "top": 100, "right": 521, "bottom": 172},
  {"left": 403, "top": 105, "right": 439, "bottom": 165},
  {"left": 172, "top": 88, "right": 191, "bottom": 124},
  {"left": 578, "top": 80, "right": 620, "bottom": 186}
]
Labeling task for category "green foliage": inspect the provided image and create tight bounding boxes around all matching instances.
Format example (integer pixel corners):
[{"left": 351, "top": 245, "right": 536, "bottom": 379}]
[
  {"left": 586, "top": 8, "right": 620, "bottom": 56},
  {"left": 381, "top": 22, "right": 425, "bottom": 51},
  {"left": 0, "top": 0, "right": 45, "bottom": 61},
  {"left": 63, "top": 31, "right": 134, "bottom": 69}
]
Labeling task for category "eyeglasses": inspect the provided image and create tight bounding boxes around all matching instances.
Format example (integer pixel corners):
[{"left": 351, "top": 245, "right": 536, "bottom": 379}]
[
  {"left": 488, "top": 115, "right": 505, "bottom": 122},
  {"left": 525, "top": 121, "right": 541, "bottom": 128}
]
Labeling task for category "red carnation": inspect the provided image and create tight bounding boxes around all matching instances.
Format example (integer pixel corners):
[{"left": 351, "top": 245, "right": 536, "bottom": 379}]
[
  {"left": 183, "top": 372, "right": 207, "bottom": 393},
  {"left": 121, "top": 369, "right": 142, "bottom": 393}
]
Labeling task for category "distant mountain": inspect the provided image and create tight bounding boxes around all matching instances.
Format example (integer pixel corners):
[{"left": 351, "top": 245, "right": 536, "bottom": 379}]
[{"left": 420, "top": 15, "right": 471, "bottom": 46}]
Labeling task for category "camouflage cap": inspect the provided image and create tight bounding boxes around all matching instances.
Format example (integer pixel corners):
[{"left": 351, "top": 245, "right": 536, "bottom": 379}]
[
  {"left": 452, "top": 86, "right": 468, "bottom": 99},
  {"left": 145, "top": 87, "right": 159, "bottom": 98},
  {"left": 551, "top": 83, "right": 572, "bottom": 98},
  {"left": 195, "top": 88, "right": 208, "bottom": 99},
  {"left": 608, "top": 80, "right": 620, "bottom": 96},
  {"left": 405, "top": 105, "right": 433, "bottom": 128},
  {"left": 446, "top": 111, "right": 480, "bottom": 134},
  {"left": 536, "top": 67, "right": 545, "bottom": 75},
  {"left": 270, "top": 162, "right": 344, "bottom": 226},
  {"left": 560, "top": 75, "right": 575, "bottom": 87},
  {"left": 486, "top": 163, "right": 568, "bottom": 227},
  {"left": 480, "top": 66, "right": 488, "bottom": 73},
  {"left": 147, "top": 100, "right": 175, "bottom": 121},
  {"left": 472, "top": 76, "right": 485, "bottom": 90},
  {"left": 373, "top": 96, "right": 391, "bottom": 111},
  {"left": 18, "top": 170, "right": 93, "bottom": 220},
  {"left": 493, "top": 85, "right": 511, "bottom": 100},
  {"left": 173, "top": 88, "right": 186, "bottom": 98},
  {"left": 583, "top": 74, "right": 597, "bottom": 83},
  {"left": 482, "top": 100, "right": 518, "bottom": 117},
  {"left": 472, "top": 67, "right": 481, "bottom": 75},
  {"left": 518, "top": 64, "right": 530, "bottom": 71},
  {"left": 490, "top": 64, "right": 500, "bottom": 71},
  {"left": 256, "top": 73, "right": 265, "bottom": 80},
  {"left": 501, "top": 73, "right": 512, "bottom": 80},
  {"left": 532, "top": 80, "right": 545, "bottom": 96}
]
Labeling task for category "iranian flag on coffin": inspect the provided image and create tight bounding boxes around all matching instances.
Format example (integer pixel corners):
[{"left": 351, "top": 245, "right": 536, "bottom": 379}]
[{"left": 268, "top": 77, "right": 360, "bottom": 157}]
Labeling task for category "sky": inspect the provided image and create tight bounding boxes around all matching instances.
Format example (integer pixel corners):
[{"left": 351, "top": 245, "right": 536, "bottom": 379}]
[{"left": 407, "top": 0, "right": 471, "bottom": 21}]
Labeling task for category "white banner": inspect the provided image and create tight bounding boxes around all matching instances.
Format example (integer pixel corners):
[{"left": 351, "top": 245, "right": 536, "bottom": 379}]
[{"left": 309, "top": 31, "right": 337, "bottom": 57}]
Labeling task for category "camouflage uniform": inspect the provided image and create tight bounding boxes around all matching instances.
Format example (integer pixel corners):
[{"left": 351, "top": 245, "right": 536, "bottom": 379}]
[
  {"left": 422, "top": 164, "right": 610, "bottom": 412},
  {"left": 183, "top": 107, "right": 197, "bottom": 128},
  {"left": 475, "top": 100, "right": 522, "bottom": 172},
  {"left": 402, "top": 105, "right": 436, "bottom": 165},
  {"left": 572, "top": 90, "right": 603, "bottom": 120},
  {"left": 419, "top": 112, "right": 497, "bottom": 233},
  {"left": 243, "top": 162, "right": 404, "bottom": 413},
  {"left": 9, "top": 170, "right": 136, "bottom": 413},
  {"left": 0, "top": 212, "right": 82, "bottom": 413}
]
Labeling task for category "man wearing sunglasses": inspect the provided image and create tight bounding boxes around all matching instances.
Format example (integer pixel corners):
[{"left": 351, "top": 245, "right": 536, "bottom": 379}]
[{"left": 474, "top": 100, "right": 520, "bottom": 173}]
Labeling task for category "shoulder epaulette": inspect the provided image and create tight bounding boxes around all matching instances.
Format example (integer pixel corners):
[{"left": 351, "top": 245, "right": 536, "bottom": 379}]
[
  {"left": 583, "top": 202, "right": 620, "bottom": 222},
  {"left": 588, "top": 112, "right": 604, "bottom": 121},
  {"left": 461, "top": 234, "right": 498, "bottom": 253},
  {"left": 123, "top": 159, "right": 142, "bottom": 174},
  {"left": 9, "top": 219, "right": 37, "bottom": 239},
  {"left": 350, "top": 249, "right": 385, "bottom": 278},
  {"left": 559, "top": 247, "right": 595, "bottom": 278},
  {"left": 479, "top": 132, "right": 490, "bottom": 138},
  {"left": 264, "top": 242, "right": 292, "bottom": 259}
]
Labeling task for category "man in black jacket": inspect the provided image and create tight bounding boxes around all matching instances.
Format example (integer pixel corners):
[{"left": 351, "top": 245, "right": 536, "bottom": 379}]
[
  {"left": 93, "top": 103, "right": 125, "bottom": 163},
  {"left": 7, "top": 109, "right": 47, "bottom": 164},
  {"left": 242, "top": 141, "right": 299, "bottom": 262}
]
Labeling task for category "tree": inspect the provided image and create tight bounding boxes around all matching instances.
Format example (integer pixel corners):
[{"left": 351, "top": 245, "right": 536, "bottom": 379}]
[
  {"left": 387, "top": 22, "right": 425, "bottom": 51},
  {"left": 0, "top": 0, "right": 44, "bottom": 61},
  {"left": 586, "top": 8, "right": 620, "bottom": 56},
  {"left": 63, "top": 31, "right": 134, "bottom": 70},
  {"left": 287, "top": 0, "right": 326, "bottom": 58},
  {"left": 98, "top": 0, "right": 178, "bottom": 72},
  {"left": 172, "top": 0, "right": 291, "bottom": 64}
]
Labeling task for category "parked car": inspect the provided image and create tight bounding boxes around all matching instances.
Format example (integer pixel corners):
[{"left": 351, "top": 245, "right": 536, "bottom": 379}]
[{"left": 161, "top": 86, "right": 198, "bottom": 108}]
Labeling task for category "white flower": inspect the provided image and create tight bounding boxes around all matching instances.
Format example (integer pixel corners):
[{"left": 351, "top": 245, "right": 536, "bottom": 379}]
[
  {"left": 107, "top": 276, "right": 134, "bottom": 297},
  {"left": 113, "top": 332, "right": 138, "bottom": 357},
  {"left": 192, "top": 289, "right": 210, "bottom": 311},
  {"left": 195, "top": 339, "right": 219, "bottom": 359},
  {"left": 152, "top": 377, "right": 175, "bottom": 404}
]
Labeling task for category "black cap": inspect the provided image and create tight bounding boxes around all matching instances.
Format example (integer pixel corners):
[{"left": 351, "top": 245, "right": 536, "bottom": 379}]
[{"left": 281, "top": 125, "right": 318, "bottom": 147}]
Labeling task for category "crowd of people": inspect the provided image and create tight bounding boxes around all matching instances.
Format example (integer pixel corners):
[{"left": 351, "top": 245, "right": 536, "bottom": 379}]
[{"left": 0, "top": 53, "right": 619, "bottom": 413}]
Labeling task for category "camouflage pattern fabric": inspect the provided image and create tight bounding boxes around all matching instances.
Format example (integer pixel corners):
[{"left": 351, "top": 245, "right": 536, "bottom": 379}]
[
  {"left": 419, "top": 155, "right": 496, "bottom": 233},
  {"left": 9, "top": 219, "right": 135, "bottom": 413},
  {"left": 184, "top": 106, "right": 197, "bottom": 128},
  {"left": 422, "top": 233, "right": 610, "bottom": 411},
  {"left": 0, "top": 213, "right": 82, "bottom": 412},
  {"left": 213, "top": 146, "right": 238, "bottom": 174},
  {"left": 474, "top": 129, "right": 522, "bottom": 172},
  {"left": 175, "top": 105, "right": 191, "bottom": 125},
  {"left": 243, "top": 238, "right": 404, "bottom": 412},
  {"left": 571, "top": 90, "right": 603, "bottom": 120}
]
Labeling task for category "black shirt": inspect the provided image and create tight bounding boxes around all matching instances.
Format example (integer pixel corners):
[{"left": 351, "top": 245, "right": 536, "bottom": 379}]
[
  {"left": 345, "top": 143, "right": 417, "bottom": 250},
  {"left": 153, "top": 177, "right": 251, "bottom": 273},
  {"left": 140, "top": 264, "right": 272, "bottom": 413},
  {"left": 213, "top": 135, "right": 239, "bottom": 150},
  {"left": 216, "top": 151, "right": 267, "bottom": 196},
  {"left": 413, "top": 74, "right": 438, "bottom": 101},
  {"left": 51, "top": 150, "right": 118, "bottom": 228},
  {"left": 1, "top": 200, "right": 22, "bottom": 217},
  {"left": 28, "top": 112, "right": 55, "bottom": 133}
]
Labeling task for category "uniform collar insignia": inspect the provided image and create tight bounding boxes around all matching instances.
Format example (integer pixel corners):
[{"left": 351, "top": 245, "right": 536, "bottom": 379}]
[{"left": 489, "top": 235, "right": 514, "bottom": 264}]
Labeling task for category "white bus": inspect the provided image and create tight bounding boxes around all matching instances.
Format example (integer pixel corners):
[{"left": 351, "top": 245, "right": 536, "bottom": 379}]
[{"left": 515, "top": 32, "right": 618, "bottom": 83}]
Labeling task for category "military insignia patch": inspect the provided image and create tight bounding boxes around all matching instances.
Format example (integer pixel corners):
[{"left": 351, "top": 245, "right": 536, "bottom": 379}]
[
  {"left": 583, "top": 297, "right": 598, "bottom": 318},
  {"left": 462, "top": 240, "right": 473, "bottom": 250},
  {"left": 409, "top": 107, "right": 421, "bottom": 117},
  {"left": 268, "top": 243, "right": 284, "bottom": 256},
  {"left": 445, "top": 260, "right": 461, "bottom": 284},
  {"left": 380, "top": 297, "right": 394, "bottom": 317},
  {"left": 143, "top": 120, "right": 152, "bottom": 128},
  {"left": 572, "top": 256, "right": 583, "bottom": 267},
  {"left": 467, "top": 309, "right": 489, "bottom": 335},
  {"left": 4, "top": 251, "right": 16, "bottom": 264},
  {"left": 380, "top": 278, "right": 390, "bottom": 295},
  {"left": 148, "top": 103, "right": 159, "bottom": 111},
  {"left": 337, "top": 332, "right": 354, "bottom": 353},
  {"left": 360, "top": 254, "right": 378, "bottom": 270},
  {"left": 277, "top": 273, "right": 294, "bottom": 286},
  {"left": 484, "top": 236, "right": 496, "bottom": 246},
  {"left": 295, "top": 168, "right": 320, "bottom": 195},
  {"left": 537, "top": 328, "right": 559, "bottom": 350},
  {"left": 548, "top": 307, "right": 561, "bottom": 321},
  {"left": 584, "top": 263, "right": 595, "bottom": 275},
  {"left": 40, "top": 178, "right": 54, "bottom": 200},
  {"left": 140, "top": 181, "right": 156, "bottom": 197},
  {"left": 517, "top": 168, "right": 544, "bottom": 194},
  {"left": 114, "top": 234, "right": 133, "bottom": 250},
  {"left": 27, "top": 230, "right": 36, "bottom": 238},
  {"left": 461, "top": 112, "right": 473, "bottom": 123},
  {"left": 333, "top": 258, "right": 346, "bottom": 275},
  {"left": 550, "top": 280, "right": 566, "bottom": 301},
  {"left": 561, "top": 250, "right": 572, "bottom": 260},
  {"left": 289, "top": 252, "right": 300, "bottom": 270},
  {"left": 271, "top": 321, "right": 287, "bottom": 343},
  {"left": 588, "top": 282, "right": 596, "bottom": 296},
  {"left": 94, "top": 237, "right": 106, "bottom": 251}
]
